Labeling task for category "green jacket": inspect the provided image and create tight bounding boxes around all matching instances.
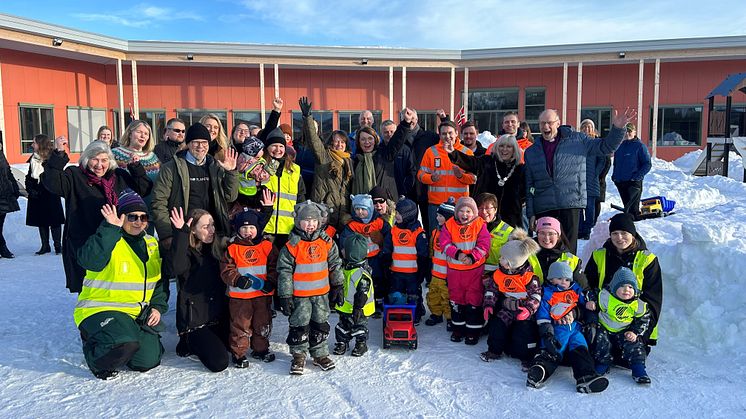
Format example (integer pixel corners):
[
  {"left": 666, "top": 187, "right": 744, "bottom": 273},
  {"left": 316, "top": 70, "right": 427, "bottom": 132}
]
[
  {"left": 151, "top": 150, "right": 239, "bottom": 240},
  {"left": 276, "top": 228, "right": 344, "bottom": 299}
]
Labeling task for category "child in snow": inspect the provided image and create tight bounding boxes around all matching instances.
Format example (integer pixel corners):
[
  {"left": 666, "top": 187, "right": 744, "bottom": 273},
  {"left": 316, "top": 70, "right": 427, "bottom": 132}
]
[
  {"left": 526, "top": 261, "right": 608, "bottom": 394},
  {"left": 277, "top": 201, "right": 344, "bottom": 375},
  {"left": 440, "top": 196, "right": 491, "bottom": 345},
  {"left": 333, "top": 233, "right": 375, "bottom": 357},
  {"left": 591, "top": 267, "right": 652, "bottom": 384},
  {"left": 480, "top": 229, "right": 540, "bottom": 362},
  {"left": 382, "top": 198, "right": 428, "bottom": 323},
  {"left": 425, "top": 198, "right": 455, "bottom": 328},
  {"left": 220, "top": 206, "right": 278, "bottom": 368}
]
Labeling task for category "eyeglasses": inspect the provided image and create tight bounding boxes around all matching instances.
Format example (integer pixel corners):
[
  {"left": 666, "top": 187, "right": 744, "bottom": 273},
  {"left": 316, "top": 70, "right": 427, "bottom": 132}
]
[
  {"left": 236, "top": 129, "right": 249, "bottom": 134},
  {"left": 479, "top": 206, "right": 497, "bottom": 212},
  {"left": 373, "top": 199, "right": 385, "bottom": 204},
  {"left": 169, "top": 128, "right": 186, "bottom": 134},
  {"left": 126, "top": 214, "right": 149, "bottom": 223}
]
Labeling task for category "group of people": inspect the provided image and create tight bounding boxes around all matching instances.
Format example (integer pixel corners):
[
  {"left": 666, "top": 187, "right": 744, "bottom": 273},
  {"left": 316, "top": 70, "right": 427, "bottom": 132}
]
[{"left": 0, "top": 94, "right": 660, "bottom": 392}]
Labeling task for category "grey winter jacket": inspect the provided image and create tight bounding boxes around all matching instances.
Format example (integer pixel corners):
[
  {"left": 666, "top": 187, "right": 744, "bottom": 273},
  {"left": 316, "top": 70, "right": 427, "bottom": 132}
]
[
  {"left": 524, "top": 125, "right": 624, "bottom": 218},
  {"left": 276, "top": 228, "right": 344, "bottom": 299}
]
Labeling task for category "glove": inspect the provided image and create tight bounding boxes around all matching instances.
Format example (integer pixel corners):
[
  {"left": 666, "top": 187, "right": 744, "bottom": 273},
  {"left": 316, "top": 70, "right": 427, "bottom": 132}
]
[
  {"left": 235, "top": 275, "right": 253, "bottom": 290},
  {"left": 503, "top": 297, "right": 519, "bottom": 312},
  {"left": 516, "top": 306, "right": 530, "bottom": 321},
  {"left": 260, "top": 280, "right": 275, "bottom": 294},
  {"left": 483, "top": 306, "right": 493, "bottom": 321},
  {"left": 279, "top": 298, "right": 294, "bottom": 317},
  {"left": 329, "top": 286, "right": 345, "bottom": 309},
  {"left": 299, "top": 96, "right": 312, "bottom": 117}
]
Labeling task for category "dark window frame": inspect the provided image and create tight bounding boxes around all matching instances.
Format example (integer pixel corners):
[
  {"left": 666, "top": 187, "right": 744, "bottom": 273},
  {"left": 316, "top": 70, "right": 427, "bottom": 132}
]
[
  {"left": 650, "top": 105, "right": 703, "bottom": 147},
  {"left": 19, "top": 104, "right": 54, "bottom": 155}
]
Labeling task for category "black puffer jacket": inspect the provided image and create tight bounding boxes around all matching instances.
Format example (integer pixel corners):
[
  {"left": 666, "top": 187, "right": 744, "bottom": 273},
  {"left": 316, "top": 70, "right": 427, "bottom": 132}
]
[{"left": 0, "top": 152, "right": 20, "bottom": 215}]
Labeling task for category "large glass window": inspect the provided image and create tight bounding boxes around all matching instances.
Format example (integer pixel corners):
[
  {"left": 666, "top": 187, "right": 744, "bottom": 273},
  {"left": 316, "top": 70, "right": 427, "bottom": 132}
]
[
  {"left": 652, "top": 106, "right": 703, "bottom": 146},
  {"left": 580, "top": 107, "right": 612, "bottom": 137},
  {"left": 466, "top": 89, "right": 519, "bottom": 134},
  {"left": 19, "top": 105, "right": 54, "bottom": 154},
  {"left": 113, "top": 110, "right": 166, "bottom": 143},
  {"left": 338, "top": 111, "right": 383, "bottom": 134},
  {"left": 416, "top": 111, "right": 439, "bottom": 133},
  {"left": 176, "top": 110, "right": 228, "bottom": 133},
  {"left": 67, "top": 107, "right": 107, "bottom": 153},
  {"left": 524, "top": 88, "right": 546, "bottom": 133},
  {"left": 234, "top": 111, "right": 264, "bottom": 129},
  {"left": 292, "top": 111, "right": 333, "bottom": 142},
  {"left": 713, "top": 104, "right": 746, "bottom": 137}
]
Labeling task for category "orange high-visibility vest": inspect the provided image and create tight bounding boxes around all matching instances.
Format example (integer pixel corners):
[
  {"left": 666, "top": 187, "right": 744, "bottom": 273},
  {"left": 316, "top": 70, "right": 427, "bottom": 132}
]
[
  {"left": 325, "top": 225, "right": 337, "bottom": 239},
  {"left": 547, "top": 289, "right": 579, "bottom": 320},
  {"left": 346, "top": 218, "right": 384, "bottom": 257},
  {"left": 431, "top": 227, "right": 447, "bottom": 279},
  {"left": 226, "top": 240, "right": 274, "bottom": 299},
  {"left": 417, "top": 142, "right": 475, "bottom": 205},
  {"left": 491, "top": 269, "right": 535, "bottom": 299},
  {"left": 391, "top": 226, "right": 424, "bottom": 273},
  {"left": 444, "top": 217, "right": 486, "bottom": 271},
  {"left": 285, "top": 237, "right": 334, "bottom": 297}
]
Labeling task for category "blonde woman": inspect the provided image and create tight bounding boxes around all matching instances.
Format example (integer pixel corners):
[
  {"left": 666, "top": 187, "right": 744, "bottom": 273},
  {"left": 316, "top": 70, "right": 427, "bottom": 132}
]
[
  {"left": 201, "top": 114, "right": 229, "bottom": 162},
  {"left": 112, "top": 120, "right": 160, "bottom": 179}
]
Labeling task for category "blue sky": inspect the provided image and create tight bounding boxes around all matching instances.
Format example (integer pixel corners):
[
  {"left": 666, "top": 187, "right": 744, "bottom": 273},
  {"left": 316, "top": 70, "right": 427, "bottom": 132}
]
[{"left": 2, "top": 0, "right": 744, "bottom": 49}]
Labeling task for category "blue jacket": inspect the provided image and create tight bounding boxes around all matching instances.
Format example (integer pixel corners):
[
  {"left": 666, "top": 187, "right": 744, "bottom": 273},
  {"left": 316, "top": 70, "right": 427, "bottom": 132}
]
[
  {"left": 585, "top": 153, "right": 608, "bottom": 198},
  {"left": 524, "top": 125, "right": 625, "bottom": 218},
  {"left": 612, "top": 137, "right": 652, "bottom": 182},
  {"left": 537, "top": 282, "right": 588, "bottom": 352}
]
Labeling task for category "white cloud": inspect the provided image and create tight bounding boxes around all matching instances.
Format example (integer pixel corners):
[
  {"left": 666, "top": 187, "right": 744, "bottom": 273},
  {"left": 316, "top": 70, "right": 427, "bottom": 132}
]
[{"left": 72, "top": 3, "right": 203, "bottom": 29}]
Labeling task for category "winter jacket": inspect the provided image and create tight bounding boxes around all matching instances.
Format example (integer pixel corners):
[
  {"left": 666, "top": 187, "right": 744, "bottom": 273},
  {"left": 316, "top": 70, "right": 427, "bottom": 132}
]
[
  {"left": 585, "top": 152, "right": 608, "bottom": 199},
  {"left": 151, "top": 150, "right": 239, "bottom": 241},
  {"left": 352, "top": 121, "right": 412, "bottom": 199},
  {"left": 598, "top": 155, "right": 612, "bottom": 201},
  {"left": 0, "top": 152, "right": 20, "bottom": 215},
  {"left": 301, "top": 115, "right": 352, "bottom": 230},
  {"left": 276, "top": 227, "right": 344, "bottom": 299},
  {"left": 537, "top": 282, "right": 586, "bottom": 324},
  {"left": 25, "top": 155, "right": 64, "bottom": 227},
  {"left": 171, "top": 225, "right": 228, "bottom": 334},
  {"left": 528, "top": 242, "right": 587, "bottom": 288},
  {"left": 407, "top": 125, "right": 440, "bottom": 204},
  {"left": 524, "top": 125, "right": 625, "bottom": 218},
  {"left": 153, "top": 140, "right": 184, "bottom": 165},
  {"left": 418, "top": 141, "right": 476, "bottom": 205},
  {"left": 42, "top": 150, "right": 153, "bottom": 293},
  {"left": 220, "top": 236, "right": 279, "bottom": 294},
  {"left": 483, "top": 262, "right": 541, "bottom": 317},
  {"left": 612, "top": 137, "right": 652, "bottom": 182},
  {"left": 448, "top": 150, "right": 526, "bottom": 228}
]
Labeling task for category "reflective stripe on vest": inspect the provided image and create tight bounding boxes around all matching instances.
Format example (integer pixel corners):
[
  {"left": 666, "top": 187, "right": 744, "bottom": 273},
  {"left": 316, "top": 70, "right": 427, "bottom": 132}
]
[
  {"left": 286, "top": 237, "right": 332, "bottom": 297},
  {"left": 347, "top": 218, "right": 384, "bottom": 257},
  {"left": 74, "top": 235, "right": 161, "bottom": 327},
  {"left": 598, "top": 288, "right": 647, "bottom": 332},
  {"left": 264, "top": 163, "right": 301, "bottom": 235},
  {"left": 444, "top": 217, "right": 486, "bottom": 270},
  {"left": 547, "top": 288, "right": 579, "bottom": 320},
  {"left": 226, "top": 240, "right": 274, "bottom": 299},
  {"left": 420, "top": 144, "right": 472, "bottom": 204},
  {"left": 491, "top": 269, "right": 535, "bottom": 299},
  {"left": 391, "top": 226, "right": 424, "bottom": 273},
  {"left": 484, "top": 221, "right": 514, "bottom": 272},
  {"left": 336, "top": 268, "right": 375, "bottom": 316},
  {"left": 431, "top": 228, "right": 448, "bottom": 279},
  {"left": 528, "top": 252, "right": 580, "bottom": 284}
]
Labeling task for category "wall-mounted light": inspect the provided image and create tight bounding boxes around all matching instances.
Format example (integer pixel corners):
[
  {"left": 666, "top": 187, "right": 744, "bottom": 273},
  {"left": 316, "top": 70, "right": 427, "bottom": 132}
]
[
  {"left": 186, "top": 53, "right": 194, "bottom": 61},
  {"left": 618, "top": 51, "right": 626, "bottom": 59},
  {"left": 360, "top": 58, "right": 368, "bottom": 65},
  {"left": 52, "top": 37, "right": 63, "bottom": 47}
]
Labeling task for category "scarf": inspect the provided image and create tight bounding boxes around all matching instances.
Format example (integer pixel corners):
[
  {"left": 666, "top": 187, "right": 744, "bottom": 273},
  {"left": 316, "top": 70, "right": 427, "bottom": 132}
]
[
  {"left": 29, "top": 153, "right": 45, "bottom": 180},
  {"left": 352, "top": 152, "right": 377, "bottom": 195},
  {"left": 328, "top": 148, "right": 352, "bottom": 182},
  {"left": 83, "top": 167, "right": 118, "bottom": 206}
]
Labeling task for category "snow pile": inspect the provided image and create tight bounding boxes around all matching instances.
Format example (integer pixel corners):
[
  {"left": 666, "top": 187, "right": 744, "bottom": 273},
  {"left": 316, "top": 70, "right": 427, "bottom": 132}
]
[{"left": 477, "top": 131, "right": 496, "bottom": 149}]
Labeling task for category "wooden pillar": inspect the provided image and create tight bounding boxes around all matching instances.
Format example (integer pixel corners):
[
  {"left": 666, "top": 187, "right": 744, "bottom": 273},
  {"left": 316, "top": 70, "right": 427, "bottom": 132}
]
[
  {"left": 131, "top": 60, "right": 139, "bottom": 117},
  {"left": 651, "top": 59, "right": 661, "bottom": 158},
  {"left": 450, "top": 67, "right": 455, "bottom": 118},
  {"left": 402, "top": 67, "right": 407, "bottom": 109},
  {"left": 576, "top": 62, "right": 583, "bottom": 128},
  {"left": 273, "top": 64, "right": 279, "bottom": 99},
  {"left": 464, "top": 67, "right": 469, "bottom": 120},
  {"left": 116, "top": 58, "right": 125, "bottom": 137},
  {"left": 0, "top": 59, "right": 6, "bottom": 154},
  {"left": 637, "top": 59, "right": 645, "bottom": 132},
  {"left": 562, "top": 62, "right": 568, "bottom": 122},
  {"left": 260, "top": 64, "right": 266, "bottom": 126},
  {"left": 389, "top": 66, "right": 394, "bottom": 121}
]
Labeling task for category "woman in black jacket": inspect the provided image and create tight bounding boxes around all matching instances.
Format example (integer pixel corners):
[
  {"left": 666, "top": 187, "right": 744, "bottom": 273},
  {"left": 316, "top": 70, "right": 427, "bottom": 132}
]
[
  {"left": 0, "top": 139, "right": 20, "bottom": 258},
  {"left": 25, "top": 134, "right": 65, "bottom": 255},
  {"left": 170, "top": 207, "right": 229, "bottom": 372},
  {"left": 351, "top": 124, "right": 410, "bottom": 199}
]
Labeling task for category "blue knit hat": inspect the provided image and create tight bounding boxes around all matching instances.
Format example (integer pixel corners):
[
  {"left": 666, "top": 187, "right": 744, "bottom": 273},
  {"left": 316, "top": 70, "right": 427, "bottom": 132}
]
[
  {"left": 396, "top": 198, "right": 419, "bottom": 225},
  {"left": 351, "top": 194, "right": 374, "bottom": 223},
  {"left": 437, "top": 197, "right": 456, "bottom": 219},
  {"left": 232, "top": 207, "right": 261, "bottom": 234},
  {"left": 547, "top": 261, "right": 573, "bottom": 282},
  {"left": 610, "top": 267, "right": 639, "bottom": 296},
  {"left": 117, "top": 189, "right": 147, "bottom": 216}
]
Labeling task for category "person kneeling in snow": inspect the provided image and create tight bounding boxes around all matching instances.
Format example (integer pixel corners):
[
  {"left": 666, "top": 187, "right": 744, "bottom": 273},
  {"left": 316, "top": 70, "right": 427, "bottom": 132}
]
[
  {"left": 73, "top": 190, "right": 167, "bottom": 380},
  {"left": 526, "top": 261, "right": 607, "bottom": 393}
]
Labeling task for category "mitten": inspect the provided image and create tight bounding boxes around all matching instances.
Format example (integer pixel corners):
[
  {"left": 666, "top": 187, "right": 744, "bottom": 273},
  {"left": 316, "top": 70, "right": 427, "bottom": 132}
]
[
  {"left": 235, "top": 275, "right": 253, "bottom": 290},
  {"left": 279, "top": 298, "right": 294, "bottom": 316},
  {"left": 261, "top": 281, "right": 275, "bottom": 294},
  {"left": 483, "top": 307, "right": 493, "bottom": 321},
  {"left": 250, "top": 276, "right": 265, "bottom": 291},
  {"left": 516, "top": 306, "right": 530, "bottom": 321},
  {"left": 329, "top": 286, "right": 345, "bottom": 308},
  {"left": 503, "top": 297, "right": 519, "bottom": 312}
]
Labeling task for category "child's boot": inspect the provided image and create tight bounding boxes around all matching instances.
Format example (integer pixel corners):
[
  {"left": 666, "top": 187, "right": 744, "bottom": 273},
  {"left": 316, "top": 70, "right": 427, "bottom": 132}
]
[
  {"left": 351, "top": 340, "right": 368, "bottom": 357},
  {"left": 479, "top": 351, "right": 502, "bottom": 362},
  {"left": 233, "top": 355, "right": 250, "bottom": 369},
  {"left": 595, "top": 363, "right": 610, "bottom": 375},
  {"left": 290, "top": 353, "right": 306, "bottom": 375},
  {"left": 312, "top": 356, "right": 336, "bottom": 371},
  {"left": 332, "top": 341, "right": 349, "bottom": 355},
  {"left": 632, "top": 363, "right": 651, "bottom": 384},
  {"left": 425, "top": 314, "right": 443, "bottom": 326},
  {"left": 527, "top": 364, "right": 547, "bottom": 388},
  {"left": 576, "top": 374, "right": 609, "bottom": 393},
  {"left": 251, "top": 350, "right": 276, "bottom": 363}
]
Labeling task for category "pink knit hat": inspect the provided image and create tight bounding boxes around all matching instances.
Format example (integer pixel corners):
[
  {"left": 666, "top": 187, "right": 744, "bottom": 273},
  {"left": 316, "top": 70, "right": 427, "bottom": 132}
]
[{"left": 536, "top": 217, "right": 561, "bottom": 235}]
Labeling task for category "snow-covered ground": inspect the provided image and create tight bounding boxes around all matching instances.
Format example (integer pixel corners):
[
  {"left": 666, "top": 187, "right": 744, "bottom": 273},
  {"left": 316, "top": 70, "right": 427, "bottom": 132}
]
[{"left": 1, "top": 152, "right": 746, "bottom": 418}]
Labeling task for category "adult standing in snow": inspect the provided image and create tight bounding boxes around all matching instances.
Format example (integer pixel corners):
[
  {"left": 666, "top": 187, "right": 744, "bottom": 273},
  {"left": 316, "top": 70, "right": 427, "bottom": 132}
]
[
  {"left": 407, "top": 108, "right": 445, "bottom": 234},
  {"left": 612, "top": 123, "right": 652, "bottom": 220},
  {"left": 25, "top": 134, "right": 65, "bottom": 255},
  {"left": 0, "top": 138, "right": 20, "bottom": 258},
  {"left": 380, "top": 119, "right": 415, "bottom": 199},
  {"left": 523, "top": 108, "right": 635, "bottom": 254},
  {"left": 43, "top": 137, "right": 153, "bottom": 292},
  {"left": 578, "top": 119, "right": 611, "bottom": 239}
]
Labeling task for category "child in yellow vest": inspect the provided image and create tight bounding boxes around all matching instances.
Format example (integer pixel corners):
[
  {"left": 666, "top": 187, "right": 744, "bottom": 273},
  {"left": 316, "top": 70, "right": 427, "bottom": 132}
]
[{"left": 425, "top": 198, "right": 455, "bottom": 328}]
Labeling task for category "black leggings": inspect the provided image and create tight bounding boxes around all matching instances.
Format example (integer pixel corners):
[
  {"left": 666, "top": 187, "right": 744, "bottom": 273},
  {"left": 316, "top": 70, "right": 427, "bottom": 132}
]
[
  {"left": 183, "top": 326, "right": 229, "bottom": 372},
  {"left": 0, "top": 213, "right": 7, "bottom": 248}
]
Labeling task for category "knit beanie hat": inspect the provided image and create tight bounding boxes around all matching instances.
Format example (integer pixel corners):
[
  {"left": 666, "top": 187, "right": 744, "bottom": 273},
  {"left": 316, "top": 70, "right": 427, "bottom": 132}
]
[
  {"left": 437, "top": 197, "right": 456, "bottom": 219},
  {"left": 499, "top": 228, "right": 540, "bottom": 269},
  {"left": 609, "top": 212, "right": 637, "bottom": 236},
  {"left": 241, "top": 136, "right": 264, "bottom": 157},
  {"left": 185, "top": 123, "right": 211, "bottom": 144},
  {"left": 536, "top": 216, "right": 562, "bottom": 235},
  {"left": 454, "top": 197, "right": 478, "bottom": 220},
  {"left": 294, "top": 200, "right": 322, "bottom": 227},
  {"left": 547, "top": 261, "right": 573, "bottom": 282},
  {"left": 232, "top": 207, "right": 261, "bottom": 233},
  {"left": 344, "top": 233, "right": 369, "bottom": 264},
  {"left": 351, "top": 194, "right": 374, "bottom": 223},
  {"left": 369, "top": 186, "right": 389, "bottom": 201},
  {"left": 117, "top": 189, "right": 147, "bottom": 216},
  {"left": 610, "top": 267, "right": 639, "bottom": 296},
  {"left": 396, "top": 198, "right": 419, "bottom": 225},
  {"left": 264, "top": 127, "right": 286, "bottom": 148}
]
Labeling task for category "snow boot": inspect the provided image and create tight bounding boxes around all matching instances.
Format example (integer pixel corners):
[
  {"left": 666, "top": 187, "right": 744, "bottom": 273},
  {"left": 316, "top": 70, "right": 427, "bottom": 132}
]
[
  {"left": 446, "top": 320, "right": 454, "bottom": 332},
  {"left": 526, "top": 364, "right": 547, "bottom": 388},
  {"left": 312, "top": 356, "right": 336, "bottom": 371},
  {"left": 93, "top": 370, "right": 119, "bottom": 380},
  {"left": 175, "top": 336, "right": 191, "bottom": 357},
  {"left": 450, "top": 331, "right": 463, "bottom": 343},
  {"left": 35, "top": 244, "right": 51, "bottom": 255},
  {"left": 233, "top": 356, "right": 250, "bottom": 369},
  {"left": 479, "top": 351, "right": 502, "bottom": 362},
  {"left": 632, "top": 363, "right": 651, "bottom": 384},
  {"left": 0, "top": 244, "right": 14, "bottom": 258},
  {"left": 290, "top": 353, "right": 306, "bottom": 375},
  {"left": 576, "top": 374, "right": 609, "bottom": 393},
  {"left": 332, "top": 342, "right": 349, "bottom": 355},
  {"left": 425, "top": 314, "right": 443, "bottom": 326},
  {"left": 251, "top": 351, "right": 276, "bottom": 363},
  {"left": 595, "top": 363, "right": 610, "bottom": 375},
  {"left": 464, "top": 335, "right": 479, "bottom": 345},
  {"left": 351, "top": 341, "right": 368, "bottom": 357}
]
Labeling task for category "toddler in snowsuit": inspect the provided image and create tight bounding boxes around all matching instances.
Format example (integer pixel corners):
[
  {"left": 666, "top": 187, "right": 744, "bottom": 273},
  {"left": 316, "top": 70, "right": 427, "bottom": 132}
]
[
  {"left": 382, "top": 198, "right": 429, "bottom": 323},
  {"left": 591, "top": 267, "right": 652, "bottom": 384},
  {"left": 425, "top": 198, "right": 455, "bottom": 327},
  {"left": 441, "top": 196, "right": 491, "bottom": 345},
  {"left": 220, "top": 207, "right": 278, "bottom": 368},
  {"left": 481, "top": 228, "right": 540, "bottom": 362},
  {"left": 333, "top": 233, "right": 375, "bottom": 357},
  {"left": 277, "top": 201, "right": 345, "bottom": 375},
  {"left": 526, "top": 261, "right": 608, "bottom": 393}
]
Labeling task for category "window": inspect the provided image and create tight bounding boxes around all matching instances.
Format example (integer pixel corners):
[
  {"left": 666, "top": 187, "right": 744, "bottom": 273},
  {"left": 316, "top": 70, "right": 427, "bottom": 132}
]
[
  {"left": 416, "top": 111, "right": 439, "bottom": 132},
  {"left": 338, "top": 111, "right": 383, "bottom": 134},
  {"left": 580, "top": 107, "right": 612, "bottom": 137},
  {"left": 19, "top": 105, "right": 54, "bottom": 154},
  {"left": 292, "top": 111, "right": 333, "bottom": 142},
  {"left": 524, "top": 88, "right": 546, "bottom": 133},
  {"left": 176, "top": 110, "right": 228, "bottom": 133},
  {"left": 713, "top": 104, "right": 746, "bottom": 137},
  {"left": 652, "top": 106, "right": 703, "bottom": 146},
  {"left": 233, "top": 111, "right": 264, "bottom": 129},
  {"left": 113, "top": 110, "right": 166, "bottom": 144},
  {"left": 67, "top": 107, "right": 106, "bottom": 153},
  {"left": 466, "top": 89, "right": 519, "bottom": 134}
]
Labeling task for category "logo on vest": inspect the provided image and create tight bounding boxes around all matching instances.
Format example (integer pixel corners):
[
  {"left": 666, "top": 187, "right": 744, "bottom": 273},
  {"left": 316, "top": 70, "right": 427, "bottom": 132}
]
[
  {"left": 615, "top": 305, "right": 633, "bottom": 320},
  {"left": 499, "top": 276, "right": 522, "bottom": 293},
  {"left": 100, "top": 317, "right": 114, "bottom": 328},
  {"left": 362, "top": 224, "right": 372, "bottom": 235},
  {"left": 397, "top": 231, "right": 411, "bottom": 244},
  {"left": 458, "top": 225, "right": 471, "bottom": 240},
  {"left": 243, "top": 248, "right": 258, "bottom": 264},
  {"left": 307, "top": 244, "right": 321, "bottom": 261}
]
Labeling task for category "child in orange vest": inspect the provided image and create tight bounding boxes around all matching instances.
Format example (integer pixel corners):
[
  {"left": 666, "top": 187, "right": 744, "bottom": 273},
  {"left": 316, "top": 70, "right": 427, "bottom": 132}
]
[
  {"left": 220, "top": 207, "right": 278, "bottom": 367},
  {"left": 440, "top": 196, "right": 491, "bottom": 345},
  {"left": 425, "top": 197, "right": 455, "bottom": 328},
  {"left": 277, "top": 201, "right": 345, "bottom": 375},
  {"left": 382, "top": 198, "right": 428, "bottom": 324}
]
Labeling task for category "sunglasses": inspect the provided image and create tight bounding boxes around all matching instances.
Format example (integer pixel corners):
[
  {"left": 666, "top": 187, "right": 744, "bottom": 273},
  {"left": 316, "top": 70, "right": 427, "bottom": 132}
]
[
  {"left": 169, "top": 128, "right": 186, "bottom": 134},
  {"left": 126, "top": 214, "right": 149, "bottom": 223},
  {"left": 373, "top": 198, "right": 385, "bottom": 204}
]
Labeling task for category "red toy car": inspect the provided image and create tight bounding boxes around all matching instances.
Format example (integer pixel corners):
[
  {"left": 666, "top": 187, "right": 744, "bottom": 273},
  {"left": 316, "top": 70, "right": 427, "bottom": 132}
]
[{"left": 382, "top": 305, "right": 418, "bottom": 350}]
